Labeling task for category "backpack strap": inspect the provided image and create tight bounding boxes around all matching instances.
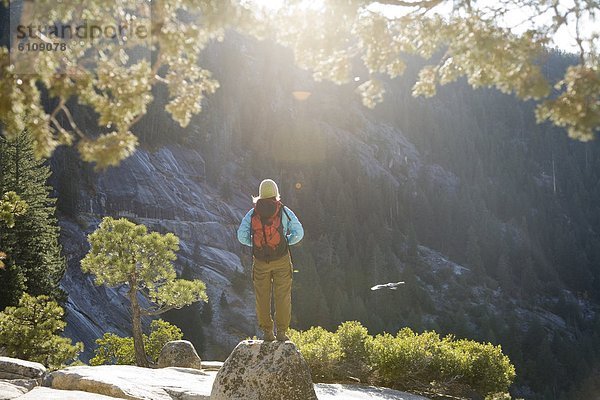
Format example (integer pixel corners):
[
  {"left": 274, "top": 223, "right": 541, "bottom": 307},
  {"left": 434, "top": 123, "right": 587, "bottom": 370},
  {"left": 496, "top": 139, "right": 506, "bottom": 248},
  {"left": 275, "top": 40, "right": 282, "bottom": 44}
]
[{"left": 261, "top": 222, "right": 268, "bottom": 245}]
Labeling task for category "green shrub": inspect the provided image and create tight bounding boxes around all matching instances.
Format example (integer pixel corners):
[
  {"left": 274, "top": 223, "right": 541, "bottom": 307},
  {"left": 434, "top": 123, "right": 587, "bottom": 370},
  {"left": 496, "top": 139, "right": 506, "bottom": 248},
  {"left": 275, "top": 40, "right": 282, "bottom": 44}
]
[
  {"left": 0, "top": 293, "right": 83, "bottom": 369},
  {"left": 288, "top": 326, "right": 342, "bottom": 381},
  {"left": 336, "top": 321, "right": 372, "bottom": 381},
  {"left": 144, "top": 319, "right": 184, "bottom": 361},
  {"left": 90, "top": 333, "right": 135, "bottom": 366},
  {"left": 90, "top": 319, "right": 183, "bottom": 366},
  {"left": 292, "top": 321, "right": 516, "bottom": 398},
  {"left": 337, "top": 321, "right": 372, "bottom": 362},
  {"left": 451, "top": 339, "right": 516, "bottom": 396}
]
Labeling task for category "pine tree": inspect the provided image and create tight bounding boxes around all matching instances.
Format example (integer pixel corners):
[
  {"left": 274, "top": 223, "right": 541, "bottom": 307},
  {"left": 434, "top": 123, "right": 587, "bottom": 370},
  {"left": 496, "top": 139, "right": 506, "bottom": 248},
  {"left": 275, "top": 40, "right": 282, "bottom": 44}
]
[
  {"left": 0, "top": 264, "right": 25, "bottom": 308},
  {"left": 0, "top": 133, "right": 65, "bottom": 309},
  {"left": 81, "top": 217, "right": 208, "bottom": 367},
  {"left": 0, "top": 293, "right": 83, "bottom": 368},
  {"left": 0, "top": 191, "right": 27, "bottom": 306}
]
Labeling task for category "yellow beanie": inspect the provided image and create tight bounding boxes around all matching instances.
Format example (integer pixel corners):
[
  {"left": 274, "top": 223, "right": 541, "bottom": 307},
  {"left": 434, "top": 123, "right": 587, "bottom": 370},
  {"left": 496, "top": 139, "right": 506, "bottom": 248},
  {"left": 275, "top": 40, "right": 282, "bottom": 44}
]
[{"left": 258, "top": 179, "right": 280, "bottom": 200}]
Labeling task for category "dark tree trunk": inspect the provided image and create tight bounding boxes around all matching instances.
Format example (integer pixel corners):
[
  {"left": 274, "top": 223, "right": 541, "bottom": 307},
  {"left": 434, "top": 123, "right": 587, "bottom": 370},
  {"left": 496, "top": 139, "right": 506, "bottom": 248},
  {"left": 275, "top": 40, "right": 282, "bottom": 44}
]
[{"left": 129, "top": 277, "right": 149, "bottom": 367}]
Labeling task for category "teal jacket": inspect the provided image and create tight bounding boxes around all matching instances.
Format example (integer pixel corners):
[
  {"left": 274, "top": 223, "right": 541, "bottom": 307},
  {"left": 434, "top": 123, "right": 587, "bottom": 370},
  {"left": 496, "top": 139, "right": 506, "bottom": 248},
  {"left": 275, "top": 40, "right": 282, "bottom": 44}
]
[{"left": 237, "top": 205, "right": 304, "bottom": 247}]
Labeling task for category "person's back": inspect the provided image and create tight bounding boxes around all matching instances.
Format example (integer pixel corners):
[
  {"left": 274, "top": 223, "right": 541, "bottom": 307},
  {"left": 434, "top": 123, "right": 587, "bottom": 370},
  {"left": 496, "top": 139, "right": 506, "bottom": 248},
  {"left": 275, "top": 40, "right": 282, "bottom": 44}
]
[{"left": 237, "top": 179, "right": 304, "bottom": 341}]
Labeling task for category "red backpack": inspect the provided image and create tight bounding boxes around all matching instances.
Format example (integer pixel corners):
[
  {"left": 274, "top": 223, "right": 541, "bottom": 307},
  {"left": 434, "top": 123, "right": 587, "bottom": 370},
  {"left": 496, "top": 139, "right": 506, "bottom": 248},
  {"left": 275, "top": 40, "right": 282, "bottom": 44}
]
[{"left": 251, "top": 200, "right": 291, "bottom": 262}]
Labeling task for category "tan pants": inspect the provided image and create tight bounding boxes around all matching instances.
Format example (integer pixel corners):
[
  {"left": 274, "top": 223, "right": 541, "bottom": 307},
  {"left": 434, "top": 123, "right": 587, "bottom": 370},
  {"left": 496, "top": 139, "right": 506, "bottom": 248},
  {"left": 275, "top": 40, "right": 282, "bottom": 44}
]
[{"left": 252, "top": 253, "right": 292, "bottom": 334}]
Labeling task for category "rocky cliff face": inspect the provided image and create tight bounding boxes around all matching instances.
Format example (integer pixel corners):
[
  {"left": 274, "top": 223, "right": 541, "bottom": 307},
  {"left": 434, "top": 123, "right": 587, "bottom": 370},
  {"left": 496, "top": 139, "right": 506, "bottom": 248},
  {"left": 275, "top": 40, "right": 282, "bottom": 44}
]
[{"left": 52, "top": 144, "right": 258, "bottom": 361}]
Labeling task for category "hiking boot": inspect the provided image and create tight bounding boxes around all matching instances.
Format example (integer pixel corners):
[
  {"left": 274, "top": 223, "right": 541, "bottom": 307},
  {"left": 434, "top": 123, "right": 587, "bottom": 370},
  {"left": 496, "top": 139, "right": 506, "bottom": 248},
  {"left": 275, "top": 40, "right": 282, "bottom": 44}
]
[
  {"left": 262, "top": 330, "right": 276, "bottom": 342},
  {"left": 276, "top": 331, "right": 289, "bottom": 341}
]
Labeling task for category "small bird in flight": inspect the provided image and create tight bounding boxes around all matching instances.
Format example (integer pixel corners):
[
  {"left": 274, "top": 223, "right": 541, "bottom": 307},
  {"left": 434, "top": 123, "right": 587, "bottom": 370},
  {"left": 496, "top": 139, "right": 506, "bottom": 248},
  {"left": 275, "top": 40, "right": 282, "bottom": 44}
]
[{"left": 370, "top": 281, "right": 405, "bottom": 291}]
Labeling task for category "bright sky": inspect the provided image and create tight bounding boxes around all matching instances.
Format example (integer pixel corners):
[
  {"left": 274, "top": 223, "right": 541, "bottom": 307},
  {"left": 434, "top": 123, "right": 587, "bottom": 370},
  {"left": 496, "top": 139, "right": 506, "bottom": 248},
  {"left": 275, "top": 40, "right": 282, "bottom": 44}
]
[
  {"left": 368, "top": 1, "right": 589, "bottom": 53},
  {"left": 247, "top": 0, "right": 597, "bottom": 54}
]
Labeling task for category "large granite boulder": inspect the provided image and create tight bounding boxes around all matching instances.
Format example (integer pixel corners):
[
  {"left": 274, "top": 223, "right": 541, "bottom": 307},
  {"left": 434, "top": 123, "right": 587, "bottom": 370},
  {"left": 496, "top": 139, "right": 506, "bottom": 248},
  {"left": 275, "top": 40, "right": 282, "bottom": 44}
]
[
  {"left": 158, "top": 340, "right": 202, "bottom": 370},
  {"left": 314, "top": 383, "right": 432, "bottom": 400},
  {"left": 0, "top": 357, "right": 46, "bottom": 380},
  {"left": 0, "top": 381, "right": 28, "bottom": 400},
  {"left": 210, "top": 340, "right": 318, "bottom": 400},
  {"left": 47, "top": 365, "right": 216, "bottom": 399},
  {"left": 17, "top": 387, "right": 120, "bottom": 399}
]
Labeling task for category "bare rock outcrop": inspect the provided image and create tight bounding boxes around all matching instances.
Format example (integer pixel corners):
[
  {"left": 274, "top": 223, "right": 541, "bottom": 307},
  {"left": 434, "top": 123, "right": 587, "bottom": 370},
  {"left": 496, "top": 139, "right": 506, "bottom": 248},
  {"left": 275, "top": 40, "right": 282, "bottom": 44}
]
[
  {"left": 16, "top": 387, "right": 120, "bottom": 399},
  {"left": 48, "top": 365, "right": 216, "bottom": 399},
  {"left": 158, "top": 340, "right": 202, "bottom": 370},
  {"left": 0, "top": 357, "right": 45, "bottom": 381},
  {"left": 0, "top": 381, "right": 28, "bottom": 400},
  {"left": 210, "top": 340, "right": 317, "bottom": 400}
]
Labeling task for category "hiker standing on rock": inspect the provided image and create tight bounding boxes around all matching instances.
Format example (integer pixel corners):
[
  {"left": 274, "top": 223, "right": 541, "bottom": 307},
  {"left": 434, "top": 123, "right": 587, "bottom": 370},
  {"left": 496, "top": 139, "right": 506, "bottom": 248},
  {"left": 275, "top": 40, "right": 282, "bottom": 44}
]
[{"left": 237, "top": 179, "right": 304, "bottom": 341}]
